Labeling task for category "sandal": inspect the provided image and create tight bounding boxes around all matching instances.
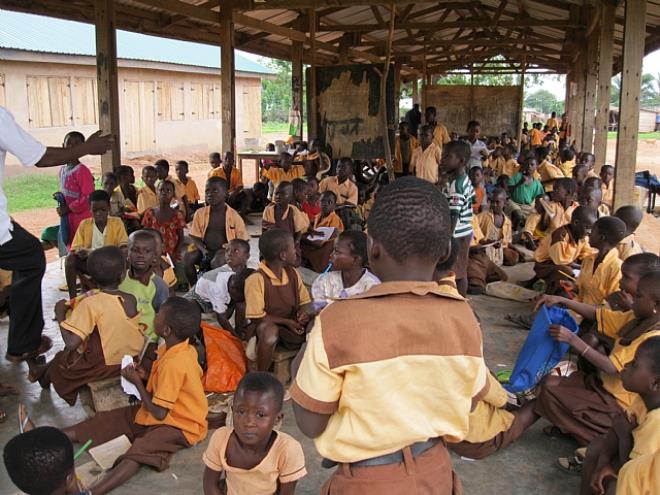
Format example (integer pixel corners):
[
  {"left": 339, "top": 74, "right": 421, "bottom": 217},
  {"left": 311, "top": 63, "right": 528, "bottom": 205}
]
[
  {"left": 556, "top": 455, "right": 583, "bottom": 475},
  {"left": 5, "top": 336, "right": 53, "bottom": 363},
  {"left": 0, "top": 409, "right": 6, "bottom": 423},
  {"left": 543, "top": 425, "right": 571, "bottom": 439},
  {"left": 575, "top": 447, "right": 587, "bottom": 461},
  {"left": 18, "top": 403, "right": 31, "bottom": 434}
]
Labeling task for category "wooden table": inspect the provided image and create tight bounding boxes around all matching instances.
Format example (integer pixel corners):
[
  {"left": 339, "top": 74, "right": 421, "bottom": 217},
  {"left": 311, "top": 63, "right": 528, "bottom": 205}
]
[{"left": 237, "top": 151, "right": 280, "bottom": 186}]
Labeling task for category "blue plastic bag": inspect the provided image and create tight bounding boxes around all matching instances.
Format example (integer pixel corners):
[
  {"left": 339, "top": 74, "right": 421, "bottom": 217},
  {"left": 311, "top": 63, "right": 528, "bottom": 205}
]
[{"left": 504, "top": 305, "right": 579, "bottom": 393}]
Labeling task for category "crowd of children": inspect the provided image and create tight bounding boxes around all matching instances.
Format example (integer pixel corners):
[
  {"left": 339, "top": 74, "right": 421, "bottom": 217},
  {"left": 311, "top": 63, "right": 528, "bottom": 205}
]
[{"left": 2, "top": 110, "right": 658, "bottom": 495}]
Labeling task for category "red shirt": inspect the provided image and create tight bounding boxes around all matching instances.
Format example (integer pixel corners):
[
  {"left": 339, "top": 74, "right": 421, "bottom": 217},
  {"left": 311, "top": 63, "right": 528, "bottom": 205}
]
[{"left": 302, "top": 201, "right": 321, "bottom": 221}]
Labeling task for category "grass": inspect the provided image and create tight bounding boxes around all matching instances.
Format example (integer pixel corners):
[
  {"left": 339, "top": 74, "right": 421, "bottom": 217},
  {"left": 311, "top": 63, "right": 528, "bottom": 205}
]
[
  {"left": 5, "top": 175, "right": 61, "bottom": 213},
  {"left": 262, "top": 121, "right": 289, "bottom": 134},
  {"left": 607, "top": 131, "right": 660, "bottom": 140}
]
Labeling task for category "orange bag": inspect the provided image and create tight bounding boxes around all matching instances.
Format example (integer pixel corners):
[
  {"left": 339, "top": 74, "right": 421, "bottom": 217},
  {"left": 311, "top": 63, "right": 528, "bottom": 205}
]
[{"left": 202, "top": 323, "right": 247, "bottom": 393}]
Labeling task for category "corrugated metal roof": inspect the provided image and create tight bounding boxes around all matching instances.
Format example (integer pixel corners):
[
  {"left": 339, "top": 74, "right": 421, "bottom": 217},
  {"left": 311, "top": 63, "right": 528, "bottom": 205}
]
[{"left": 0, "top": 9, "right": 274, "bottom": 74}]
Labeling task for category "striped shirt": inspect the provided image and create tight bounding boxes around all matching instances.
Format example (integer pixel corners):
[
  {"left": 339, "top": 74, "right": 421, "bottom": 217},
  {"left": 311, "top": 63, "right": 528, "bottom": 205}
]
[{"left": 443, "top": 173, "right": 475, "bottom": 238}]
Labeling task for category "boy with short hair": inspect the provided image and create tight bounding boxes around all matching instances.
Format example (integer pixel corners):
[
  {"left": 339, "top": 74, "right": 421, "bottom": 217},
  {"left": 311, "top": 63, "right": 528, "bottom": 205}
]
[
  {"left": 319, "top": 157, "right": 358, "bottom": 206},
  {"left": 301, "top": 190, "right": 344, "bottom": 273},
  {"left": 208, "top": 152, "right": 251, "bottom": 219},
  {"left": 499, "top": 143, "right": 520, "bottom": 177},
  {"left": 174, "top": 160, "right": 200, "bottom": 213},
  {"left": 262, "top": 152, "right": 305, "bottom": 188},
  {"left": 394, "top": 120, "right": 418, "bottom": 176},
  {"left": 27, "top": 246, "right": 143, "bottom": 405},
  {"left": 506, "top": 156, "right": 545, "bottom": 228},
  {"left": 615, "top": 205, "right": 644, "bottom": 260},
  {"left": 155, "top": 159, "right": 188, "bottom": 218},
  {"left": 185, "top": 177, "right": 249, "bottom": 286},
  {"left": 600, "top": 164, "right": 615, "bottom": 208},
  {"left": 411, "top": 124, "right": 442, "bottom": 184},
  {"left": 65, "top": 190, "right": 128, "bottom": 298},
  {"left": 573, "top": 163, "right": 590, "bottom": 191},
  {"left": 262, "top": 181, "right": 310, "bottom": 240},
  {"left": 470, "top": 166, "right": 487, "bottom": 214},
  {"left": 559, "top": 147, "right": 576, "bottom": 177},
  {"left": 579, "top": 185, "right": 610, "bottom": 217},
  {"left": 441, "top": 140, "right": 475, "bottom": 296},
  {"left": 203, "top": 372, "right": 307, "bottom": 495},
  {"left": 3, "top": 426, "right": 81, "bottom": 495},
  {"left": 101, "top": 171, "right": 123, "bottom": 218},
  {"left": 137, "top": 165, "right": 159, "bottom": 215},
  {"left": 244, "top": 229, "right": 313, "bottom": 372},
  {"left": 291, "top": 176, "right": 489, "bottom": 493},
  {"left": 425, "top": 105, "right": 451, "bottom": 151}
]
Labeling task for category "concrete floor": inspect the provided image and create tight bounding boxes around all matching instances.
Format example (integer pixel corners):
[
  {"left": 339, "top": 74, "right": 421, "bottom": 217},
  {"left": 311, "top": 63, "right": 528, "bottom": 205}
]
[{"left": 0, "top": 246, "right": 581, "bottom": 495}]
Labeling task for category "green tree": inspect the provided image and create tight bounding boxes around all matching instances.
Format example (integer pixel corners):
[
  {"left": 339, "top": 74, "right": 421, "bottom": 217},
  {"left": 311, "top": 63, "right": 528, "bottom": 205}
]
[
  {"left": 525, "top": 89, "right": 564, "bottom": 114},
  {"left": 260, "top": 58, "right": 292, "bottom": 123}
]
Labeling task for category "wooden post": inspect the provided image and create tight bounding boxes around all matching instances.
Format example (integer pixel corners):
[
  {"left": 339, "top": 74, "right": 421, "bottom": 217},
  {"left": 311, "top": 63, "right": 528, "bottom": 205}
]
[
  {"left": 517, "top": 70, "right": 525, "bottom": 150},
  {"left": 291, "top": 16, "right": 304, "bottom": 141},
  {"left": 421, "top": 57, "right": 427, "bottom": 115},
  {"left": 338, "top": 34, "right": 352, "bottom": 65},
  {"left": 308, "top": 9, "right": 318, "bottom": 139},
  {"left": 94, "top": 0, "right": 120, "bottom": 173},
  {"left": 379, "top": 3, "right": 396, "bottom": 182},
  {"left": 469, "top": 65, "right": 475, "bottom": 121},
  {"left": 581, "top": 24, "right": 599, "bottom": 153},
  {"left": 614, "top": 0, "right": 647, "bottom": 209},
  {"left": 572, "top": 50, "right": 587, "bottom": 148},
  {"left": 394, "top": 61, "right": 402, "bottom": 125},
  {"left": 594, "top": 2, "right": 615, "bottom": 171},
  {"left": 220, "top": 9, "right": 236, "bottom": 155},
  {"left": 412, "top": 77, "right": 419, "bottom": 106}
]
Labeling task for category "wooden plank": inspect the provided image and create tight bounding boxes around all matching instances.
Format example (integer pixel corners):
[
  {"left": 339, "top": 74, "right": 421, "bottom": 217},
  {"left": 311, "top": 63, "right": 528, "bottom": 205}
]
[
  {"left": 26, "top": 76, "right": 50, "bottom": 128},
  {"left": 411, "top": 76, "right": 419, "bottom": 106},
  {"left": 122, "top": 80, "right": 140, "bottom": 152},
  {"left": 291, "top": 16, "right": 304, "bottom": 141},
  {"left": 572, "top": 49, "right": 587, "bottom": 148},
  {"left": 74, "top": 77, "right": 98, "bottom": 126},
  {"left": 190, "top": 82, "right": 202, "bottom": 119},
  {"left": 157, "top": 81, "right": 171, "bottom": 121},
  {"left": 95, "top": 0, "right": 121, "bottom": 172},
  {"left": 139, "top": 81, "right": 156, "bottom": 151},
  {"left": 317, "top": 19, "right": 580, "bottom": 32},
  {"left": 221, "top": 9, "right": 236, "bottom": 154},
  {"left": 614, "top": 0, "right": 646, "bottom": 210},
  {"left": 581, "top": 25, "right": 599, "bottom": 153},
  {"left": 517, "top": 70, "right": 525, "bottom": 149},
  {"left": 593, "top": 2, "right": 615, "bottom": 171},
  {"left": 308, "top": 8, "right": 317, "bottom": 139}
]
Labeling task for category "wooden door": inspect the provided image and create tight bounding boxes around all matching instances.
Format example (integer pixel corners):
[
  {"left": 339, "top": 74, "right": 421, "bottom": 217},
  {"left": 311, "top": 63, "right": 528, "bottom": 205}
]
[{"left": 123, "top": 80, "right": 156, "bottom": 153}]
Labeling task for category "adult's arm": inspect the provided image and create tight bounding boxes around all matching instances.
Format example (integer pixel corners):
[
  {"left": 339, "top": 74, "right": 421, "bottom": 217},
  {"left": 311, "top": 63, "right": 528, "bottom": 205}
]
[{"left": 35, "top": 131, "right": 113, "bottom": 168}]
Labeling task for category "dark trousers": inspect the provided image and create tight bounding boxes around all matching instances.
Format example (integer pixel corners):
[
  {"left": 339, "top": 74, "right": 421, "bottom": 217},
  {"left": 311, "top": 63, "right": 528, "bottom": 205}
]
[{"left": 0, "top": 222, "right": 45, "bottom": 355}]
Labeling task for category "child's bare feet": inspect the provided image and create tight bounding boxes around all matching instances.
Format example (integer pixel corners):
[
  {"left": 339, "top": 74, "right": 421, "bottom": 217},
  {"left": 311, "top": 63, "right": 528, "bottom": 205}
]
[
  {"left": 18, "top": 403, "right": 36, "bottom": 433},
  {"left": 0, "top": 383, "right": 18, "bottom": 397},
  {"left": 26, "top": 356, "right": 51, "bottom": 389}
]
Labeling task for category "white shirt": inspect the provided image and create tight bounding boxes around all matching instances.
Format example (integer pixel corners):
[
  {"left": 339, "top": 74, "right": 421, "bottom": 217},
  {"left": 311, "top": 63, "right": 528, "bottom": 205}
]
[
  {"left": 194, "top": 269, "right": 233, "bottom": 314},
  {"left": 0, "top": 107, "right": 47, "bottom": 244},
  {"left": 465, "top": 138, "right": 487, "bottom": 169},
  {"left": 91, "top": 222, "right": 106, "bottom": 250},
  {"left": 311, "top": 269, "right": 380, "bottom": 311}
]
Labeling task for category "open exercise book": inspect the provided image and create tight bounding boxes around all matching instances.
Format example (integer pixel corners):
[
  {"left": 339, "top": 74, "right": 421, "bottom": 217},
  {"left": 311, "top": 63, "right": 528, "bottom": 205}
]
[{"left": 306, "top": 226, "right": 335, "bottom": 243}]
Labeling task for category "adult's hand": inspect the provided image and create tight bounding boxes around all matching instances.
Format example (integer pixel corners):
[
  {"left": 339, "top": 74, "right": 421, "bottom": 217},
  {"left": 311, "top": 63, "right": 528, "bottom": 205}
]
[{"left": 82, "top": 131, "right": 114, "bottom": 155}]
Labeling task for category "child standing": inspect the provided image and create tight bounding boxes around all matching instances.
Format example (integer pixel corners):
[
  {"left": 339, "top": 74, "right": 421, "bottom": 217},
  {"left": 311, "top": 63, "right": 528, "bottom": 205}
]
[
  {"left": 137, "top": 165, "right": 159, "bottom": 215},
  {"left": 311, "top": 230, "right": 380, "bottom": 311},
  {"left": 244, "top": 229, "right": 313, "bottom": 372},
  {"left": 441, "top": 140, "right": 475, "bottom": 296},
  {"left": 394, "top": 121, "right": 418, "bottom": 176},
  {"left": 411, "top": 125, "right": 442, "bottom": 184},
  {"left": 174, "top": 160, "right": 200, "bottom": 214},
  {"left": 203, "top": 372, "right": 306, "bottom": 495},
  {"left": 262, "top": 181, "right": 310, "bottom": 240},
  {"left": 27, "top": 246, "right": 143, "bottom": 405},
  {"left": 301, "top": 191, "right": 344, "bottom": 273},
  {"left": 141, "top": 180, "right": 186, "bottom": 262},
  {"left": 470, "top": 166, "right": 487, "bottom": 214},
  {"left": 615, "top": 205, "right": 644, "bottom": 260}
]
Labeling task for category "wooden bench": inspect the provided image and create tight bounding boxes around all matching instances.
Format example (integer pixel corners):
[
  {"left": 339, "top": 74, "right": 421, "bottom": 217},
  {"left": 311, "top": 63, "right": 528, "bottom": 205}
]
[
  {"left": 79, "top": 376, "right": 133, "bottom": 416},
  {"left": 271, "top": 348, "right": 299, "bottom": 385}
]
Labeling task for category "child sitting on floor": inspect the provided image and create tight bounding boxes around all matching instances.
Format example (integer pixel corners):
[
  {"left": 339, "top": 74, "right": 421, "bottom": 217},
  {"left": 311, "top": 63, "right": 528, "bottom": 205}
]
[
  {"left": 572, "top": 163, "right": 590, "bottom": 192},
  {"left": 506, "top": 156, "right": 545, "bottom": 229},
  {"left": 137, "top": 165, "right": 158, "bottom": 215},
  {"left": 203, "top": 372, "right": 307, "bottom": 495},
  {"left": 3, "top": 427, "right": 83, "bottom": 495},
  {"left": 291, "top": 178, "right": 308, "bottom": 211},
  {"left": 115, "top": 165, "right": 139, "bottom": 224},
  {"left": 539, "top": 177, "right": 579, "bottom": 234},
  {"left": 533, "top": 266, "right": 660, "bottom": 447},
  {"left": 522, "top": 193, "right": 551, "bottom": 251},
  {"left": 579, "top": 184, "right": 610, "bottom": 218},
  {"left": 577, "top": 336, "right": 660, "bottom": 494},
  {"left": 301, "top": 191, "right": 344, "bottom": 273},
  {"left": 244, "top": 229, "right": 313, "bottom": 372},
  {"left": 311, "top": 230, "right": 380, "bottom": 311},
  {"left": 262, "top": 181, "right": 310, "bottom": 241},
  {"left": 498, "top": 143, "right": 519, "bottom": 177},
  {"left": 20, "top": 297, "right": 208, "bottom": 495},
  {"left": 559, "top": 146, "right": 576, "bottom": 177},
  {"left": 532, "top": 205, "right": 598, "bottom": 295},
  {"left": 141, "top": 180, "right": 186, "bottom": 262},
  {"left": 65, "top": 190, "right": 128, "bottom": 298},
  {"left": 185, "top": 177, "right": 249, "bottom": 286},
  {"left": 470, "top": 165, "right": 487, "bottom": 214},
  {"left": 119, "top": 230, "right": 170, "bottom": 343},
  {"left": 174, "top": 160, "right": 200, "bottom": 216},
  {"left": 600, "top": 164, "right": 615, "bottom": 209},
  {"left": 101, "top": 171, "right": 122, "bottom": 217},
  {"left": 301, "top": 176, "right": 320, "bottom": 222},
  {"left": 615, "top": 205, "right": 644, "bottom": 260},
  {"left": 28, "top": 246, "right": 143, "bottom": 405},
  {"left": 536, "top": 146, "right": 564, "bottom": 192}
]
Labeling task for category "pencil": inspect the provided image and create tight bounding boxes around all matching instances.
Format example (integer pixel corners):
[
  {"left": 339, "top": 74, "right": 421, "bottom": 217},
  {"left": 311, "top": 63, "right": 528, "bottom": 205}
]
[{"left": 74, "top": 439, "right": 92, "bottom": 460}]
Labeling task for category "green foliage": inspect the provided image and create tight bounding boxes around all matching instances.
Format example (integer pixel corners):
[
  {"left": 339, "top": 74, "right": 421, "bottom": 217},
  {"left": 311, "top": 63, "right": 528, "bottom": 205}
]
[
  {"left": 611, "top": 73, "right": 660, "bottom": 107},
  {"left": 524, "top": 89, "right": 565, "bottom": 114},
  {"left": 5, "top": 174, "right": 60, "bottom": 213},
  {"left": 262, "top": 121, "right": 289, "bottom": 134},
  {"left": 435, "top": 73, "right": 515, "bottom": 86},
  {"left": 261, "top": 58, "right": 292, "bottom": 123}
]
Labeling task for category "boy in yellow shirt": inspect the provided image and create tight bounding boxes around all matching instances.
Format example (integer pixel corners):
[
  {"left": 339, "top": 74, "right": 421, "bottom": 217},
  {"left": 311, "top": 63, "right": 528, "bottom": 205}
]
[
  {"left": 137, "top": 165, "right": 159, "bottom": 215},
  {"left": 411, "top": 125, "right": 442, "bottom": 184},
  {"left": 615, "top": 205, "right": 644, "bottom": 261}
]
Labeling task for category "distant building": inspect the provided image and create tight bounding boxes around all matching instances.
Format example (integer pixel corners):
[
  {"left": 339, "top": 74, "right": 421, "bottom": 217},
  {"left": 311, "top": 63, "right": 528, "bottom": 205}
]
[
  {"left": 608, "top": 106, "right": 659, "bottom": 133},
  {"left": 0, "top": 10, "right": 273, "bottom": 164}
]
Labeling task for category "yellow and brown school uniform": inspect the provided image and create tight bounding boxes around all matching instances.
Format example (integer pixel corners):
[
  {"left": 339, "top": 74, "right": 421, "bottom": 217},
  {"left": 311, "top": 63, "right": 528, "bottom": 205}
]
[
  {"left": 488, "top": 155, "right": 505, "bottom": 173},
  {"left": 190, "top": 204, "right": 249, "bottom": 242},
  {"left": 535, "top": 311, "right": 660, "bottom": 445},
  {"left": 291, "top": 281, "right": 489, "bottom": 494},
  {"left": 50, "top": 291, "right": 144, "bottom": 405},
  {"left": 71, "top": 217, "right": 128, "bottom": 250},
  {"left": 262, "top": 165, "right": 305, "bottom": 187},
  {"left": 531, "top": 128, "right": 543, "bottom": 146},
  {"left": 546, "top": 117, "right": 560, "bottom": 130},
  {"left": 411, "top": 143, "right": 442, "bottom": 184},
  {"left": 628, "top": 397, "right": 660, "bottom": 460},
  {"left": 601, "top": 181, "right": 614, "bottom": 208},
  {"left": 542, "top": 200, "right": 579, "bottom": 233},
  {"left": 301, "top": 212, "right": 344, "bottom": 273},
  {"left": 431, "top": 122, "right": 451, "bottom": 151},
  {"left": 559, "top": 159, "right": 575, "bottom": 178},
  {"left": 208, "top": 167, "right": 243, "bottom": 193},
  {"left": 448, "top": 374, "right": 526, "bottom": 460},
  {"left": 174, "top": 177, "right": 200, "bottom": 203},
  {"left": 500, "top": 158, "right": 520, "bottom": 178},
  {"left": 137, "top": 186, "right": 159, "bottom": 215},
  {"left": 617, "top": 233, "right": 643, "bottom": 261},
  {"left": 523, "top": 212, "right": 547, "bottom": 241},
  {"left": 616, "top": 451, "right": 660, "bottom": 495},
  {"left": 245, "top": 262, "right": 311, "bottom": 349},
  {"left": 576, "top": 248, "right": 622, "bottom": 306},
  {"left": 467, "top": 215, "right": 508, "bottom": 292},
  {"left": 319, "top": 176, "right": 358, "bottom": 206},
  {"left": 394, "top": 135, "right": 419, "bottom": 174},
  {"left": 475, "top": 210, "right": 518, "bottom": 266},
  {"left": 537, "top": 160, "right": 565, "bottom": 192},
  {"left": 262, "top": 204, "right": 310, "bottom": 235},
  {"left": 70, "top": 340, "right": 207, "bottom": 471},
  {"left": 356, "top": 197, "right": 374, "bottom": 225}
]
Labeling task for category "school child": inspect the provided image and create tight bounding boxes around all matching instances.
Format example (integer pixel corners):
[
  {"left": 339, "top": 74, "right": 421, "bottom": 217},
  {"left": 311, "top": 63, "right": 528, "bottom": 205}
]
[
  {"left": 20, "top": 297, "right": 208, "bottom": 495},
  {"left": 115, "top": 165, "right": 139, "bottom": 215},
  {"left": 394, "top": 120, "right": 418, "bottom": 176},
  {"left": 311, "top": 230, "right": 380, "bottom": 311},
  {"left": 600, "top": 164, "right": 614, "bottom": 209},
  {"left": 579, "top": 185, "right": 610, "bottom": 217},
  {"left": 306, "top": 138, "right": 332, "bottom": 180},
  {"left": 487, "top": 145, "right": 505, "bottom": 174},
  {"left": 535, "top": 146, "right": 564, "bottom": 192},
  {"left": 506, "top": 156, "right": 545, "bottom": 228},
  {"left": 65, "top": 190, "right": 128, "bottom": 298},
  {"left": 559, "top": 147, "right": 576, "bottom": 177},
  {"left": 262, "top": 181, "right": 310, "bottom": 240},
  {"left": 576, "top": 337, "right": 660, "bottom": 493},
  {"left": 615, "top": 452, "right": 660, "bottom": 495},
  {"left": 101, "top": 171, "right": 123, "bottom": 217},
  {"left": 447, "top": 373, "right": 538, "bottom": 460},
  {"left": 531, "top": 122, "right": 544, "bottom": 147},
  {"left": 174, "top": 160, "right": 201, "bottom": 213},
  {"left": 154, "top": 159, "right": 188, "bottom": 212},
  {"left": 573, "top": 163, "right": 590, "bottom": 192},
  {"left": 203, "top": 372, "right": 307, "bottom": 495},
  {"left": 301, "top": 191, "right": 344, "bottom": 273},
  {"left": 465, "top": 120, "right": 488, "bottom": 169},
  {"left": 185, "top": 177, "right": 249, "bottom": 286},
  {"left": 291, "top": 177, "right": 489, "bottom": 494},
  {"left": 532, "top": 205, "right": 598, "bottom": 295},
  {"left": 119, "top": 230, "right": 170, "bottom": 343},
  {"left": 140, "top": 180, "right": 186, "bottom": 261},
  {"left": 137, "top": 165, "right": 159, "bottom": 215},
  {"left": 291, "top": 178, "right": 308, "bottom": 210},
  {"left": 262, "top": 152, "right": 305, "bottom": 188},
  {"left": 319, "top": 157, "right": 359, "bottom": 206},
  {"left": 470, "top": 166, "right": 487, "bottom": 214},
  {"left": 186, "top": 239, "right": 252, "bottom": 337},
  {"left": 575, "top": 216, "right": 627, "bottom": 307},
  {"left": 208, "top": 152, "right": 223, "bottom": 175},
  {"left": 615, "top": 205, "right": 644, "bottom": 260},
  {"left": 475, "top": 187, "right": 519, "bottom": 267},
  {"left": 244, "top": 229, "right": 313, "bottom": 372},
  {"left": 522, "top": 193, "right": 552, "bottom": 250},
  {"left": 425, "top": 105, "right": 451, "bottom": 150},
  {"left": 466, "top": 223, "right": 509, "bottom": 296},
  {"left": 3, "top": 427, "right": 82, "bottom": 495},
  {"left": 411, "top": 124, "right": 442, "bottom": 184},
  {"left": 533, "top": 269, "right": 660, "bottom": 446},
  {"left": 536, "top": 177, "right": 580, "bottom": 235},
  {"left": 499, "top": 143, "right": 520, "bottom": 177},
  {"left": 578, "top": 152, "right": 599, "bottom": 178},
  {"left": 27, "top": 246, "right": 143, "bottom": 405},
  {"left": 301, "top": 176, "right": 320, "bottom": 221},
  {"left": 209, "top": 152, "right": 251, "bottom": 219},
  {"left": 441, "top": 140, "right": 475, "bottom": 296}
]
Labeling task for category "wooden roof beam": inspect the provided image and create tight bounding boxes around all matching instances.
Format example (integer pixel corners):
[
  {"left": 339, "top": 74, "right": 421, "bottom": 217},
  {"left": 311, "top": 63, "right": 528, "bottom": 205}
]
[{"left": 317, "top": 19, "right": 579, "bottom": 32}]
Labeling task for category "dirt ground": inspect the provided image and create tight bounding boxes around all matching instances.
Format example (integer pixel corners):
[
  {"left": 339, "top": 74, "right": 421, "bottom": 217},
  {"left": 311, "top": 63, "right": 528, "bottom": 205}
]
[{"left": 8, "top": 137, "right": 660, "bottom": 256}]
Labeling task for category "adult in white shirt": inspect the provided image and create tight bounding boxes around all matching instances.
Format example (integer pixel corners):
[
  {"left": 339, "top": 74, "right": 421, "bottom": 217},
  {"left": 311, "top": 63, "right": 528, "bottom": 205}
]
[
  {"left": 0, "top": 106, "right": 112, "bottom": 364},
  {"left": 465, "top": 120, "right": 488, "bottom": 169}
]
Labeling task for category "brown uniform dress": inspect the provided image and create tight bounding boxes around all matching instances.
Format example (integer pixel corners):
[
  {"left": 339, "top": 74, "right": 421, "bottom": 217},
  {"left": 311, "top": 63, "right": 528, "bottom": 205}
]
[
  {"left": 301, "top": 212, "right": 344, "bottom": 273},
  {"left": 258, "top": 266, "right": 304, "bottom": 349}
]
